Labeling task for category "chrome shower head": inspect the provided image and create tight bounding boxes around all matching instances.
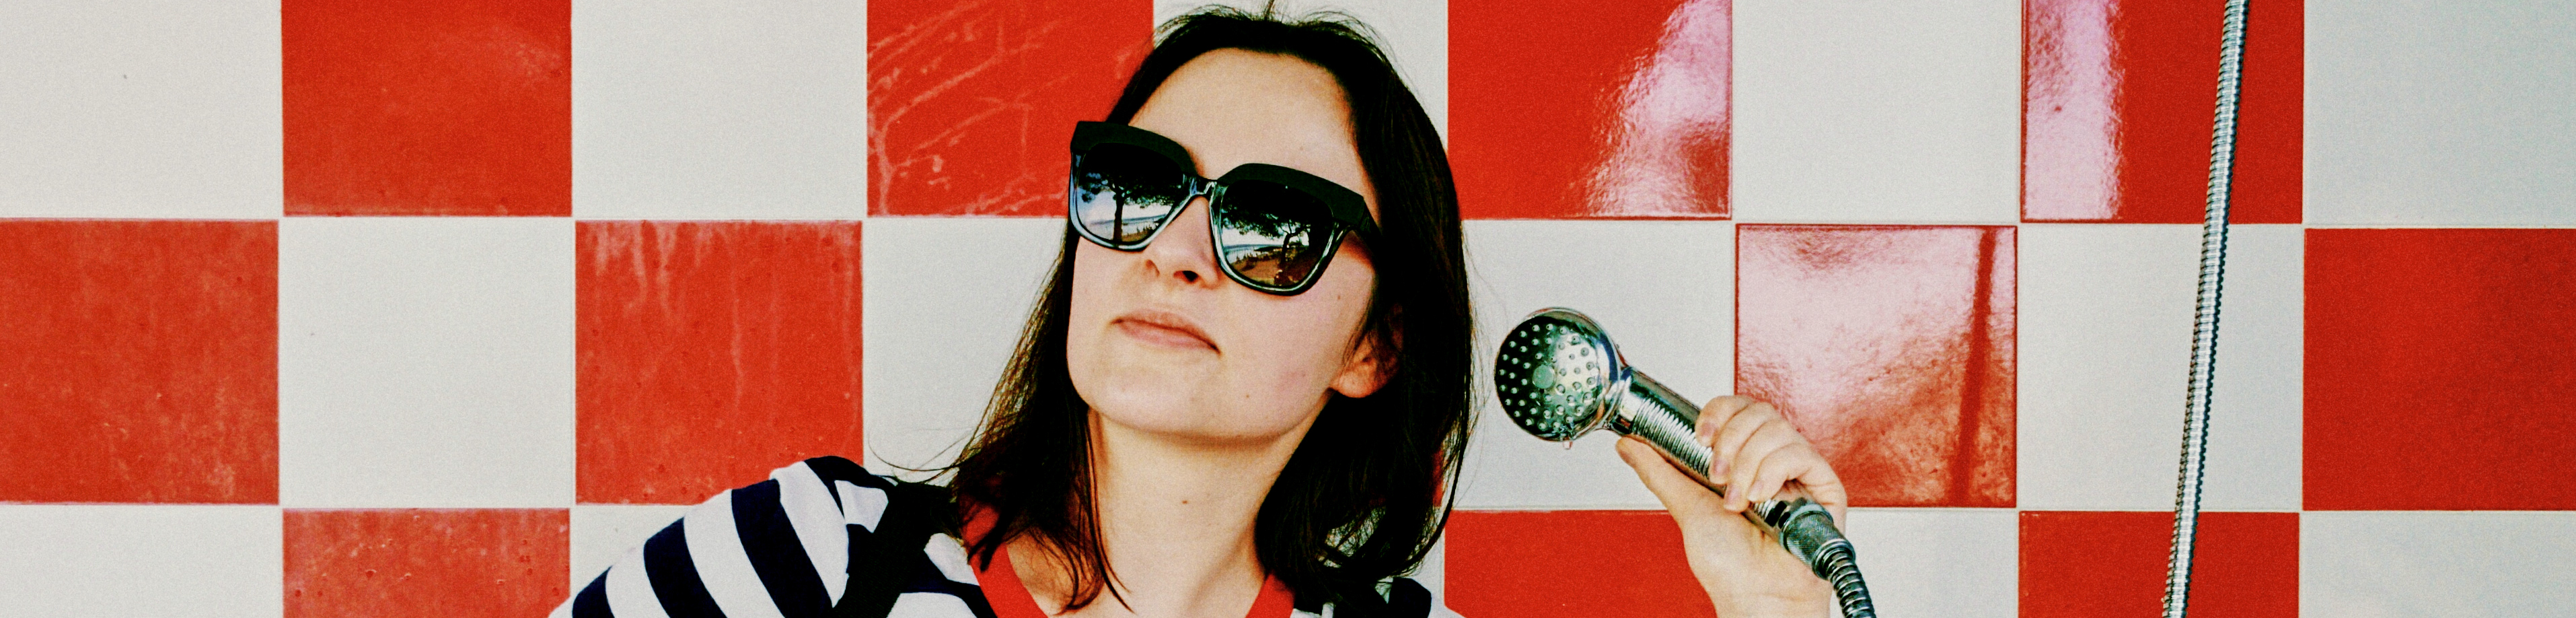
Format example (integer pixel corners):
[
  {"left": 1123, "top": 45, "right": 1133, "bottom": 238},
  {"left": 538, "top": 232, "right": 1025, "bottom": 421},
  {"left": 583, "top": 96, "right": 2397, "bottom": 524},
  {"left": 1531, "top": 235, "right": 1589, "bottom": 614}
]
[{"left": 1493, "top": 308, "right": 1627, "bottom": 443}]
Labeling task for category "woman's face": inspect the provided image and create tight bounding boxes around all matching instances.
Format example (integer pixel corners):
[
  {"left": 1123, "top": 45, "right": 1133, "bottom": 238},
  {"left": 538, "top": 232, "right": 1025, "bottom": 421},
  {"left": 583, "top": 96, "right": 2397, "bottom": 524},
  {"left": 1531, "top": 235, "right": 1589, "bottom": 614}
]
[{"left": 1066, "top": 49, "right": 1388, "bottom": 447}]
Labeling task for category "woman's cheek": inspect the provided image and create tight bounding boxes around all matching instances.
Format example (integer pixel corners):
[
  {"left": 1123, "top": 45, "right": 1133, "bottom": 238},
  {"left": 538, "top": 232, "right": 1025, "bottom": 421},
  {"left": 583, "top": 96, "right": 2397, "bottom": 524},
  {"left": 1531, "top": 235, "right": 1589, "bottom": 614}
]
[
  {"left": 1226, "top": 348, "right": 1338, "bottom": 436},
  {"left": 1226, "top": 304, "right": 1360, "bottom": 422}
]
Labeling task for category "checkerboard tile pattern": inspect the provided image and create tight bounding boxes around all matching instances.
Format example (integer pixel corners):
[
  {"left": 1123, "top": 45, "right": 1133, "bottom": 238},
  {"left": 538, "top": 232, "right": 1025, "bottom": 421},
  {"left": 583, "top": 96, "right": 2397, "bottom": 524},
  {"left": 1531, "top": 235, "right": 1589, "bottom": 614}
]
[{"left": 5, "top": 1, "right": 2573, "bottom": 616}]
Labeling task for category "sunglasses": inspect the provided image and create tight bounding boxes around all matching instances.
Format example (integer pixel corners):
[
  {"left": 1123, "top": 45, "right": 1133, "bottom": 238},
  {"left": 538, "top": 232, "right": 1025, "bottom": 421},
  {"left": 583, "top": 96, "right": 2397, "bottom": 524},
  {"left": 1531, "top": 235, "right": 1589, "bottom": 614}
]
[{"left": 1068, "top": 121, "right": 1379, "bottom": 296}]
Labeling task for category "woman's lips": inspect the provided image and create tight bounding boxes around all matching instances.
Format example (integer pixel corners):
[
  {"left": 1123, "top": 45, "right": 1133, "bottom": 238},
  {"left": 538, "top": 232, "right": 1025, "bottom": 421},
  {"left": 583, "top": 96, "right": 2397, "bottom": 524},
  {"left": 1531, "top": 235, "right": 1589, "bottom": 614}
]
[{"left": 1111, "top": 309, "right": 1218, "bottom": 351}]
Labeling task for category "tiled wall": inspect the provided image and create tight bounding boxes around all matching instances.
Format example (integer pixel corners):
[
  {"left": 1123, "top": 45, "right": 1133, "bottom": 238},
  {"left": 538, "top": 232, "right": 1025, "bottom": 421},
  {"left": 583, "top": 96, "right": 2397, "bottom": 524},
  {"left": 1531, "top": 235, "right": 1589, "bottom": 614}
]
[{"left": 3, "top": 1, "right": 2571, "bottom": 616}]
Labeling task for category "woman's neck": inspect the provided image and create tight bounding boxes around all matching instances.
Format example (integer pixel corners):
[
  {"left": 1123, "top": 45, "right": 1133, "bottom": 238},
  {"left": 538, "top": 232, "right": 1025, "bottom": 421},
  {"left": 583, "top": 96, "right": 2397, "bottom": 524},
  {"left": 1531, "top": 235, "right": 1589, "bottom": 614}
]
[{"left": 1011, "top": 412, "right": 1313, "bottom": 618}]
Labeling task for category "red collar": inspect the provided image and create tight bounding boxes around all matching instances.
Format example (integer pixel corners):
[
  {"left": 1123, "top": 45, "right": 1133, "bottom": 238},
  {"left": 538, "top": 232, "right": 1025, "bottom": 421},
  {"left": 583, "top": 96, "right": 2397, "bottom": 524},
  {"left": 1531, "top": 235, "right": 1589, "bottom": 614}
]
[{"left": 967, "top": 511, "right": 1295, "bottom": 618}]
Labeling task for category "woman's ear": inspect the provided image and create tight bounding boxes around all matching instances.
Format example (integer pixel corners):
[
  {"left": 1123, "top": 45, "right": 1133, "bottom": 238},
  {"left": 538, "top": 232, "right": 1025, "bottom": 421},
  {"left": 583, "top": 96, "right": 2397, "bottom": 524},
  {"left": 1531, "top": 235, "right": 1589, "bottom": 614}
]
[{"left": 1329, "top": 320, "right": 1399, "bottom": 399}]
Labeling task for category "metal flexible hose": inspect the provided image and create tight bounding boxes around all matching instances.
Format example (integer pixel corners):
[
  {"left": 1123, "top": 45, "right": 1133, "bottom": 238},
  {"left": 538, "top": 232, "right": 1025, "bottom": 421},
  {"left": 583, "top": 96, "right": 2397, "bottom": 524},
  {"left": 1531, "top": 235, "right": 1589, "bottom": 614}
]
[
  {"left": 2164, "top": 0, "right": 2252, "bottom": 616},
  {"left": 1773, "top": 507, "right": 1874, "bottom": 618},
  {"left": 1816, "top": 545, "right": 1876, "bottom": 618}
]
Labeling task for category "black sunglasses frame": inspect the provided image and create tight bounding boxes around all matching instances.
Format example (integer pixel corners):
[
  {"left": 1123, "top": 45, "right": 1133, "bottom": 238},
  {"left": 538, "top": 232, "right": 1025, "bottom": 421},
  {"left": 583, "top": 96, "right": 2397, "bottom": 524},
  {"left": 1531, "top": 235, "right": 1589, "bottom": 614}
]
[{"left": 1068, "top": 121, "right": 1380, "bottom": 296}]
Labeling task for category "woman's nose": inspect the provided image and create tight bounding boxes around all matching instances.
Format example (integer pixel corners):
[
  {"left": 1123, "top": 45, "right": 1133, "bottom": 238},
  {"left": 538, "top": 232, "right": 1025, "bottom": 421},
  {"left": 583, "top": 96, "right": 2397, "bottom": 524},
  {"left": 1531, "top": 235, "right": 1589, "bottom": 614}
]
[{"left": 1141, "top": 196, "right": 1219, "bottom": 287}]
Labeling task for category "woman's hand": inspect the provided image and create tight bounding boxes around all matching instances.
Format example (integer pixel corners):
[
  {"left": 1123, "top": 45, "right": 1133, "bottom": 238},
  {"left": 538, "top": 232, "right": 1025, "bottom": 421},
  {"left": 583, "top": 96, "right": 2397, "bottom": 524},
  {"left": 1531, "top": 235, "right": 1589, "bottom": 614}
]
[{"left": 1615, "top": 395, "right": 1849, "bottom": 618}]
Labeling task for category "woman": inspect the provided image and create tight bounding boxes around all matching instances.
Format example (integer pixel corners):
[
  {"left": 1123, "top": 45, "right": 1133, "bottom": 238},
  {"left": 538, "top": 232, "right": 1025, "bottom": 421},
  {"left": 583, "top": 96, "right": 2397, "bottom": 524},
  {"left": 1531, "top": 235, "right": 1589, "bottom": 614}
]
[{"left": 563, "top": 7, "right": 1848, "bottom": 618}]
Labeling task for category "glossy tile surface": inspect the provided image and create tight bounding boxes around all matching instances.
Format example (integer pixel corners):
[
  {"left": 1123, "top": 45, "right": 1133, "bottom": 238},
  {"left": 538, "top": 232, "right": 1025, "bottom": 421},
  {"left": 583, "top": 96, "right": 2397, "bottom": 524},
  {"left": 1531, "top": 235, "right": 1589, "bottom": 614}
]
[
  {"left": 1444, "top": 510, "right": 1714, "bottom": 618},
  {"left": 285, "top": 508, "right": 569, "bottom": 618},
  {"left": 1450, "top": 0, "right": 1729, "bottom": 219},
  {"left": 867, "top": 0, "right": 1150, "bottom": 216},
  {"left": 2021, "top": 511, "right": 2299, "bottom": 618},
  {"left": 0, "top": 220, "right": 278, "bottom": 504},
  {"left": 1732, "top": 0, "right": 2020, "bottom": 224},
  {"left": 2023, "top": 0, "right": 2303, "bottom": 223},
  {"left": 1736, "top": 225, "right": 2016, "bottom": 508},
  {"left": 577, "top": 221, "right": 866, "bottom": 504},
  {"left": 2306, "top": 229, "right": 2576, "bottom": 510},
  {"left": 10, "top": 0, "right": 2576, "bottom": 611},
  {"left": 283, "top": 0, "right": 572, "bottom": 216}
]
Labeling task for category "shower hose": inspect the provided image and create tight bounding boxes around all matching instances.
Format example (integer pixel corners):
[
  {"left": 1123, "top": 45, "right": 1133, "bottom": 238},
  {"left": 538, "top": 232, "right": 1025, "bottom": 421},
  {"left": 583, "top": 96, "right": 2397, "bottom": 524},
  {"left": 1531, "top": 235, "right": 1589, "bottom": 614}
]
[{"left": 2164, "top": 0, "right": 2252, "bottom": 616}]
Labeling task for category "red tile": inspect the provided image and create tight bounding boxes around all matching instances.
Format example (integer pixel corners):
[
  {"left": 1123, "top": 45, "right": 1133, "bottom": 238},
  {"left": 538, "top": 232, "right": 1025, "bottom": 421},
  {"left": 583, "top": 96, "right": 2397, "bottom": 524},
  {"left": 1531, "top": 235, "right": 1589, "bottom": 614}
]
[
  {"left": 2021, "top": 511, "right": 2298, "bottom": 618},
  {"left": 2023, "top": 0, "right": 2301, "bottom": 223},
  {"left": 868, "top": 0, "right": 1152, "bottom": 216},
  {"left": 577, "top": 221, "right": 864, "bottom": 504},
  {"left": 283, "top": 0, "right": 571, "bottom": 216},
  {"left": 285, "top": 508, "right": 569, "bottom": 617},
  {"left": 1451, "top": 0, "right": 1730, "bottom": 219},
  {"left": 2306, "top": 229, "right": 2576, "bottom": 510},
  {"left": 1444, "top": 510, "right": 1716, "bottom": 618},
  {"left": 0, "top": 220, "right": 277, "bottom": 504},
  {"left": 1735, "top": 225, "right": 2016, "bottom": 508}
]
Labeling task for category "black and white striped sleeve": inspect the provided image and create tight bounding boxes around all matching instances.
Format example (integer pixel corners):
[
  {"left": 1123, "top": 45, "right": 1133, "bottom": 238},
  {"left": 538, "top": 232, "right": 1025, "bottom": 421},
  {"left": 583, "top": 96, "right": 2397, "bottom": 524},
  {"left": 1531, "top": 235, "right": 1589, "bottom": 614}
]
[{"left": 555, "top": 456, "right": 897, "bottom": 618}]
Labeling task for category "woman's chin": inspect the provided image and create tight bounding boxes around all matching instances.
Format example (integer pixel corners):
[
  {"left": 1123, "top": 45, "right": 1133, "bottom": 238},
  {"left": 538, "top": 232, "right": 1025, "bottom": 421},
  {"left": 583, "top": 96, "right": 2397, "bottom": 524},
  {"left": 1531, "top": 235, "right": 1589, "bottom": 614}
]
[
  {"left": 1089, "top": 400, "right": 1309, "bottom": 448},
  {"left": 1084, "top": 390, "right": 1202, "bottom": 432}
]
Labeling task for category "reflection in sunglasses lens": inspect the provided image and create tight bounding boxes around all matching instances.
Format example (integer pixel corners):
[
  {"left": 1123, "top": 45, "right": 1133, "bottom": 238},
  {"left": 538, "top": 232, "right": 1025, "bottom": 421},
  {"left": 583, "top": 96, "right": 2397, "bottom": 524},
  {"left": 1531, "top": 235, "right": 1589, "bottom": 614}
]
[
  {"left": 1216, "top": 181, "right": 1329, "bottom": 290},
  {"left": 1074, "top": 144, "right": 1185, "bottom": 245}
]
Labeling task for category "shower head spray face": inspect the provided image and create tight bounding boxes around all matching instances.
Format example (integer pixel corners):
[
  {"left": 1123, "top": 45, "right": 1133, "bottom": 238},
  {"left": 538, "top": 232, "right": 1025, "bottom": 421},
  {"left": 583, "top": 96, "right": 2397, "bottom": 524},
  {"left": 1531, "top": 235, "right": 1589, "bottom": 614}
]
[{"left": 1494, "top": 308, "right": 1626, "bottom": 442}]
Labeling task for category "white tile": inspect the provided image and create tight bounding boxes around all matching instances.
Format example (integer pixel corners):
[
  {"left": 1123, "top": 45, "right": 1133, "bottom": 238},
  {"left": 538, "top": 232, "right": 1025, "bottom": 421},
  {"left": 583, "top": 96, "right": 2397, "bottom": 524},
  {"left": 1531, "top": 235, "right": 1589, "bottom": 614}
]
[
  {"left": 2304, "top": 511, "right": 2576, "bottom": 617},
  {"left": 1837, "top": 508, "right": 2016, "bottom": 618},
  {"left": 1732, "top": 0, "right": 2020, "bottom": 224},
  {"left": 0, "top": 505, "right": 282, "bottom": 617},
  {"left": 1159, "top": 0, "right": 1448, "bottom": 137},
  {"left": 861, "top": 218, "right": 1067, "bottom": 481},
  {"left": 279, "top": 218, "right": 576, "bottom": 508},
  {"left": 1455, "top": 219, "right": 1732, "bottom": 509},
  {"left": 2198, "top": 226, "right": 2302, "bottom": 511},
  {"left": 571, "top": 0, "right": 866, "bottom": 219},
  {"left": 2018, "top": 224, "right": 2302, "bottom": 511},
  {"left": 2308, "top": 2, "right": 2576, "bottom": 226},
  {"left": 1413, "top": 534, "right": 1445, "bottom": 597},
  {"left": 569, "top": 504, "right": 693, "bottom": 586},
  {"left": 0, "top": 1, "right": 281, "bottom": 218}
]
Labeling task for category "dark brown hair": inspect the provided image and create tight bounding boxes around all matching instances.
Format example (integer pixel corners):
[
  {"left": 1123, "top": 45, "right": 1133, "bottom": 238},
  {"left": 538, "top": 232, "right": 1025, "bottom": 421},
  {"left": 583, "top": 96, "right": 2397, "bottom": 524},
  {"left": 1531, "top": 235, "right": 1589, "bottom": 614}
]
[{"left": 942, "top": 5, "right": 1473, "bottom": 611}]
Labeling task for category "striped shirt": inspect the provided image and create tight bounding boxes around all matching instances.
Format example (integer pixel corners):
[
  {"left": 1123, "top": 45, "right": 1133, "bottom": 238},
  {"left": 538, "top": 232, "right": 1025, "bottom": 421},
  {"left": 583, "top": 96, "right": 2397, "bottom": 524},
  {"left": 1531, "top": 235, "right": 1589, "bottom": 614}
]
[{"left": 555, "top": 456, "right": 1465, "bottom": 618}]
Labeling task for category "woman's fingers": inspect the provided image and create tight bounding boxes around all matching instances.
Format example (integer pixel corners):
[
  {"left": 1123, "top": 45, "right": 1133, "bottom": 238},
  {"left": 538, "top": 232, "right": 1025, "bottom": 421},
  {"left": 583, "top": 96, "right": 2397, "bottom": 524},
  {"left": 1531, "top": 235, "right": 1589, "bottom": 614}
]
[
  {"left": 1687, "top": 395, "right": 1852, "bottom": 525},
  {"left": 1707, "top": 401, "right": 1777, "bottom": 481},
  {"left": 1741, "top": 448, "right": 1808, "bottom": 514},
  {"left": 1735, "top": 428, "right": 1853, "bottom": 528},
  {"left": 1808, "top": 470, "right": 1851, "bottom": 527},
  {"left": 1722, "top": 418, "right": 1794, "bottom": 510},
  {"left": 1693, "top": 396, "right": 1755, "bottom": 444}
]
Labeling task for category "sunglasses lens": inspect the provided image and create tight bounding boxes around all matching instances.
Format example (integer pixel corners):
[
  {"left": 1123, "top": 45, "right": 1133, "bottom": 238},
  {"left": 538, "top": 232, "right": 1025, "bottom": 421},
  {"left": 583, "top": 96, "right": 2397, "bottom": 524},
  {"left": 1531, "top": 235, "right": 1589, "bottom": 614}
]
[
  {"left": 1072, "top": 143, "right": 1187, "bottom": 246},
  {"left": 1213, "top": 180, "right": 1337, "bottom": 291}
]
